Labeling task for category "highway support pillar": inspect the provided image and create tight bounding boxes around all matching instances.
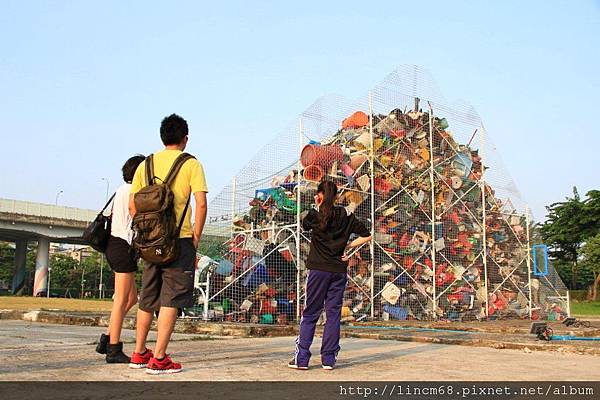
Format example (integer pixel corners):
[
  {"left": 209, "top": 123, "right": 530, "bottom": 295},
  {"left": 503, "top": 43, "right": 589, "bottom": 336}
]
[
  {"left": 33, "top": 237, "right": 50, "bottom": 296},
  {"left": 11, "top": 240, "right": 28, "bottom": 295}
]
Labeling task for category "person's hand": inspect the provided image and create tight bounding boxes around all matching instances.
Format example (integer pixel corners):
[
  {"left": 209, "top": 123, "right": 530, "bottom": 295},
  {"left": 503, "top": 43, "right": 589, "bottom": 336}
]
[
  {"left": 314, "top": 193, "right": 323, "bottom": 207},
  {"left": 341, "top": 249, "right": 351, "bottom": 262},
  {"left": 193, "top": 232, "right": 200, "bottom": 249}
]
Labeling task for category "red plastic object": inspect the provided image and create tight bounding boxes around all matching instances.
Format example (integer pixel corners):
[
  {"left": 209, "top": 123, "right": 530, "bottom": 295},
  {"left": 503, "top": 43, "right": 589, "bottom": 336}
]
[
  {"left": 374, "top": 178, "right": 392, "bottom": 194},
  {"left": 303, "top": 164, "right": 324, "bottom": 182},
  {"left": 398, "top": 232, "right": 410, "bottom": 248},
  {"left": 300, "top": 144, "right": 344, "bottom": 168},
  {"left": 447, "top": 293, "right": 462, "bottom": 302},
  {"left": 342, "top": 111, "right": 369, "bottom": 129},
  {"left": 260, "top": 299, "right": 277, "bottom": 314},
  {"left": 390, "top": 129, "right": 405, "bottom": 139},
  {"left": 280, "top": 248, "right": 293, "bottom": 262}
]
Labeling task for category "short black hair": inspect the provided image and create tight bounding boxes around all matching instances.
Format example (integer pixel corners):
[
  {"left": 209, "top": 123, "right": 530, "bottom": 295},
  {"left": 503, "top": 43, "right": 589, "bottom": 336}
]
[
  {"left": 160, "top": 114, "right": 188, "bottom": 145},
  {"left": 122, "top": 154, "right": 145, "bottom": 183}
]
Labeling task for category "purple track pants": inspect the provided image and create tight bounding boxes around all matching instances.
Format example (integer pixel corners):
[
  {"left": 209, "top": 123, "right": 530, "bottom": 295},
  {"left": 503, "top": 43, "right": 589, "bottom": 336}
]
[{"left": 295, "top": 269, "right": 347, "bottom": 367}]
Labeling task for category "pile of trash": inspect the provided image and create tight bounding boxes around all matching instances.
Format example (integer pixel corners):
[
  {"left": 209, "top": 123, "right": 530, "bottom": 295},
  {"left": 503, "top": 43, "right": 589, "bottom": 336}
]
[{"left": 198, "top": 103, "right": 542, "bottom": 324}]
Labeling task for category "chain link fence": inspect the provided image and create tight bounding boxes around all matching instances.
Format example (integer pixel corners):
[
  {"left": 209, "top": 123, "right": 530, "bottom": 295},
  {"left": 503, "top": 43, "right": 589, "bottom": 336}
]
[{"left": 195, "top": 65, "right": 569, "bottom": 325}]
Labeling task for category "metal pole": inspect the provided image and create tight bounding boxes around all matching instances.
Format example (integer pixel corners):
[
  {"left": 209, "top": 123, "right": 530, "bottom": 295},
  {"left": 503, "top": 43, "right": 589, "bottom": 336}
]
[
  {"left": 480, "top": 126, "right": 489, "bottom": 319},
  {"left": 101, "top": 178, "right": 110, "bottom": 201},
  {"left": 47, "top": 266, "right": 51, "bottom": 298},
  {"left": 99, "top": 254, "right": 104, "bottom": 299},
  {"left": 204, "top": 270, "right": 212, "bottom": 321},
  {"left": 428, "top": 102, "right": 437, "bottom": 318},
  {"left": 99, "top": 178, "right": 109, "bottom": 299},
  {"left": 368, "top": 92, "right": 375, "bottom": 320},
  {"left": 296, "top": 117, "right": 303, "bottom": 321},
  {"left": 80, "top": 264, "right": 85, "bottom": 299},
  {"left": 525, "top": 206, "right": 533, "bottom": 319},
  {"left": 78, "top": 247, "right": 86, "bottom": 299},
  {"left": 55, "top": 190, "right": 63, "bottom": 206},
  {"left": 231, "top": 176, "right": 237, "bottom": 239}
]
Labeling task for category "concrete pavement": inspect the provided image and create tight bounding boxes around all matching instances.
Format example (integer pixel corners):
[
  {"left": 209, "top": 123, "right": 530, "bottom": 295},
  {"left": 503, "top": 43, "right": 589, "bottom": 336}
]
[{"left": 1, "top": 320, "right": 599, "bottom": 381}]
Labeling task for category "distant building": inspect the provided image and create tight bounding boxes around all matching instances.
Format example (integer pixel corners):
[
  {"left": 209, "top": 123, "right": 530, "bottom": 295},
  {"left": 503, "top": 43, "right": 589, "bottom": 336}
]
[{"left": 49, "top": 244, "right": 94, "bottom": 262}]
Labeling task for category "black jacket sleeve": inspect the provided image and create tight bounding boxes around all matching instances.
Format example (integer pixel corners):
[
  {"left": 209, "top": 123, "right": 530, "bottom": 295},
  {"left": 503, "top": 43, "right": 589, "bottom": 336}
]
[
  {"left": 349, "top": 213, "right": 370, "bottom": 237},
  {"left": 302, "top": 209, "right": 318, "bottom": 231}
]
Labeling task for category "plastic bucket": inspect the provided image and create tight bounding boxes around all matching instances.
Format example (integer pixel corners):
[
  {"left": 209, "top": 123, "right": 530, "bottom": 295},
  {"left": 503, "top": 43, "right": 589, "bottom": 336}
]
[
  {"left": 300, "top": 144, "right": 343, "bottom": 168},
  {"left": 303, "top": 164, "right": 324, "bottom": 182}
]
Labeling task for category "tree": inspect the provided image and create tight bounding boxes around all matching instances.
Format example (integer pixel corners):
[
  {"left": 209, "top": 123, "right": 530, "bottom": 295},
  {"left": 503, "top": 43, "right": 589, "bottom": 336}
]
[
  {"left": 540, "top": 187, "right": 588, "bottom": 288},
  {"left": 580, "top": 233, "right": 600, "bottom": 300},
  {"left": 540, "top": 188, "right": 600, "bottom": 290},
  {"left": 0, "top": 241, "right": 37, "bottom": 294},
  {"left": 0, "top": 242, "right": 15, "bottom": 290},
  {"left": 79, "top": 251, "right": 102, "bottom": 298},
  {"left": 46, "top": 250, "right": 111, "bottom": 298},
  {"left": 48, "top": 254, "right": 81, "bottom": 295},
  {"left": 198, "top": 236, "right": 227, "bottom": 260},
  {"left": 582, "top": 190, "right": 600, "bottom": 236}
]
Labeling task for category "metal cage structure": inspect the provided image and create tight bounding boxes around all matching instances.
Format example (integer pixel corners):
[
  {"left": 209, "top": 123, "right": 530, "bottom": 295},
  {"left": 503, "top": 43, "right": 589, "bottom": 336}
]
[{"left": 197, "top": 65, "right": 569, "bottom": 325}]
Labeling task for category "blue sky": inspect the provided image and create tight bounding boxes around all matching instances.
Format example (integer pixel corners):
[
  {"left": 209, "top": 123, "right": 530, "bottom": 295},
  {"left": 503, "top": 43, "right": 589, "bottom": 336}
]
[{"left": 0, "top": 0, "right": 598, "bottom": 221}]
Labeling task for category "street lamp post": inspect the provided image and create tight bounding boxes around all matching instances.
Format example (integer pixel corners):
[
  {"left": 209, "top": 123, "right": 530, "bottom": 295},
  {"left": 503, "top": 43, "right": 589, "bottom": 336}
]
[
  {"left": 78, "top": 248, "right": 86, "bottom": 299},
  {"left": 99, "top": 254, "right": 105, "bottom": 299},
  {"left": 101, "top": 178, "right": 109, "bottom": 202},
  {"left": 47, "top": 266, "right": 52, "bottom": 298},
  {"left": 99, "top": 178, "right": 109, "bottom": 299},
  {"left": 55, "top": 190, "right": 63, "bottom": 206}
]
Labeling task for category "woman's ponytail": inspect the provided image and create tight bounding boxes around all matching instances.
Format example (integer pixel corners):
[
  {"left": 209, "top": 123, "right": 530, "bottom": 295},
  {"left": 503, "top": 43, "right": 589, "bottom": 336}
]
[{"left": 317, "top": 180, "right": 337, "bottom": 230}]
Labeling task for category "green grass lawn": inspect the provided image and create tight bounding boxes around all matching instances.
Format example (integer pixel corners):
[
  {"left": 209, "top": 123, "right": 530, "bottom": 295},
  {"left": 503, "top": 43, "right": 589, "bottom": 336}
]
[
  {"left": 570, "top": 300, "right": 600, "bottom": 317},
  {"left": 0, "top": 296, "right": 119, "bottom": 312}
]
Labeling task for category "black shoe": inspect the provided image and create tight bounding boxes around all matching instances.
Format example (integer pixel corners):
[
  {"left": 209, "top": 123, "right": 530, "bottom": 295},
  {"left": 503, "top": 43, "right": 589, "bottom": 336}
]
[
  {"left": 96, "top": 333, "right": 109, "bottom": 355},
  {"left": 106, "top": 342, "right": 131, "bottom": 364},
  {"left": 287, "top": 359, "right": 308, "bottom": 370}
]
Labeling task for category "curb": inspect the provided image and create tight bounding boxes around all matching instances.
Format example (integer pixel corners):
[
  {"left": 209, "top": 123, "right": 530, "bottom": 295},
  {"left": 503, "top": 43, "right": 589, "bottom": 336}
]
[
  {"left": 352, "top": 321, "right": 600, "bottom": 337},
  {"left": 2, "top": 309, "right": 598, "bottom": 357},
  {"left": 341, "top": 331, "right": 600, "bottom": 357},
  {"left": 0, "top": 309, "right": 296, "bottom": 338}
]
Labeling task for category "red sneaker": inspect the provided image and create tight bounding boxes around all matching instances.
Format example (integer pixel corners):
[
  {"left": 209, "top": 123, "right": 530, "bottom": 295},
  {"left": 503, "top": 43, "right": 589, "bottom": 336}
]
[
  {"left": 145, "top": 355, "right": 182, "bottom": 375},
  {"left": 128, "top": 349, "right": 154, "bottom": 369}
]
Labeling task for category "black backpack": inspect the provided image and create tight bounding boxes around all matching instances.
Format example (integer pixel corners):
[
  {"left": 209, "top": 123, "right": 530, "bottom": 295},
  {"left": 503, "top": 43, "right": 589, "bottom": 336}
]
[
  {"left": 82, "top": 193, "right": 116, "bottom": 253},
  {"left": 132, "top": 152, "right": 194, "bottom": 265}
]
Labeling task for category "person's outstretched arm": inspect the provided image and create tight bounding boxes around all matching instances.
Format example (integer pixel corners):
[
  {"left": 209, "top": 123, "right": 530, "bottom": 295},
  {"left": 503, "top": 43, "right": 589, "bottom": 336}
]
[
  {"left": 342, "top": 213, "right": 372, "bottom": 261},
  {"left": 341, "top": 235, "right": 372, "bottom": 261},
  {"left": 347, "top": 234, "right": 372, "bottom": 249}
]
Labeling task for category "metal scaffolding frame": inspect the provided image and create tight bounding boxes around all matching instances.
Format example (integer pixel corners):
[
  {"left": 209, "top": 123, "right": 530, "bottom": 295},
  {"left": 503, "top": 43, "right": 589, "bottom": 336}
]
[{"left": 197, "top": 65, "right": 569, "bottom": 325}]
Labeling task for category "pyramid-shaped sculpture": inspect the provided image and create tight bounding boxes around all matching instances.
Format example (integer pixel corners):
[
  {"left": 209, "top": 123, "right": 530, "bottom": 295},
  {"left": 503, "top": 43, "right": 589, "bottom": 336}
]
[{"left": 201, "top": 65, "right": 569, "bottom": 324}]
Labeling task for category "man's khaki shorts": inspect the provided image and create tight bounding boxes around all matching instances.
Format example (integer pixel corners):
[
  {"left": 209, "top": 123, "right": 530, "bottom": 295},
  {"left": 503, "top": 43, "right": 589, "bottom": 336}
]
[{"left": 138, "top": 238, "right": 196, "bottom": 311}]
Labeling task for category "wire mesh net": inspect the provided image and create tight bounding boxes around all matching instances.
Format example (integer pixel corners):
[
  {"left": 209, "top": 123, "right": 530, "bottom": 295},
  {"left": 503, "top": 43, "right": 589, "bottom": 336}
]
[{"left": 195, "top": 65, "right": 569, "bottom": 324}]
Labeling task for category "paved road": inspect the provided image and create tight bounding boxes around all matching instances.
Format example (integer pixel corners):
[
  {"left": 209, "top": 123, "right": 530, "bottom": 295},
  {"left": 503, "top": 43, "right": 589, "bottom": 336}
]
[{"left": 1, "top": 320, "right": 599, "bottom": 381}]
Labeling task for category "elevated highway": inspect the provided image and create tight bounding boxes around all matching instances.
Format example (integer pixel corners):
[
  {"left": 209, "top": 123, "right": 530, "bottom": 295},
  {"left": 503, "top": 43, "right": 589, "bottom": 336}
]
[{"left": 0, "top": 199, "right": 97, "bottom": 295}]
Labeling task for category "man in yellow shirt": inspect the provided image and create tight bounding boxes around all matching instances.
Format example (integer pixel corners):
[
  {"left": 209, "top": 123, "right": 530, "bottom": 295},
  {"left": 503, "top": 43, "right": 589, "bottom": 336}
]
[{"left": 128, "top": 114, "right": 208, "bottom": 374}]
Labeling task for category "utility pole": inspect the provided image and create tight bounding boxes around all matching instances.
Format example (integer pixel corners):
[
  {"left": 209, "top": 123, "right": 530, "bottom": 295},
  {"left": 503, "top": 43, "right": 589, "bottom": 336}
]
[
  {"left": 47, "top": 266, "right": 52, "bottom": 298},
  {"left": 99, "top": 178, "right": 109, "bottom": 299},
  {"left": 79, "top": 248, "right": 86, "bottom": 299}
]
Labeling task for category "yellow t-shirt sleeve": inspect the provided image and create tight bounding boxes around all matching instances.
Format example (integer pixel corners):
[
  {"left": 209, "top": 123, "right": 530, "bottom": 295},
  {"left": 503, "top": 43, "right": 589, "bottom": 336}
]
[
  {"left": 190, "top": 160, "right": 208, "bottom": 193},
  {"left": 130, "top": 161, "right": 146, "bottom": 194}
]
